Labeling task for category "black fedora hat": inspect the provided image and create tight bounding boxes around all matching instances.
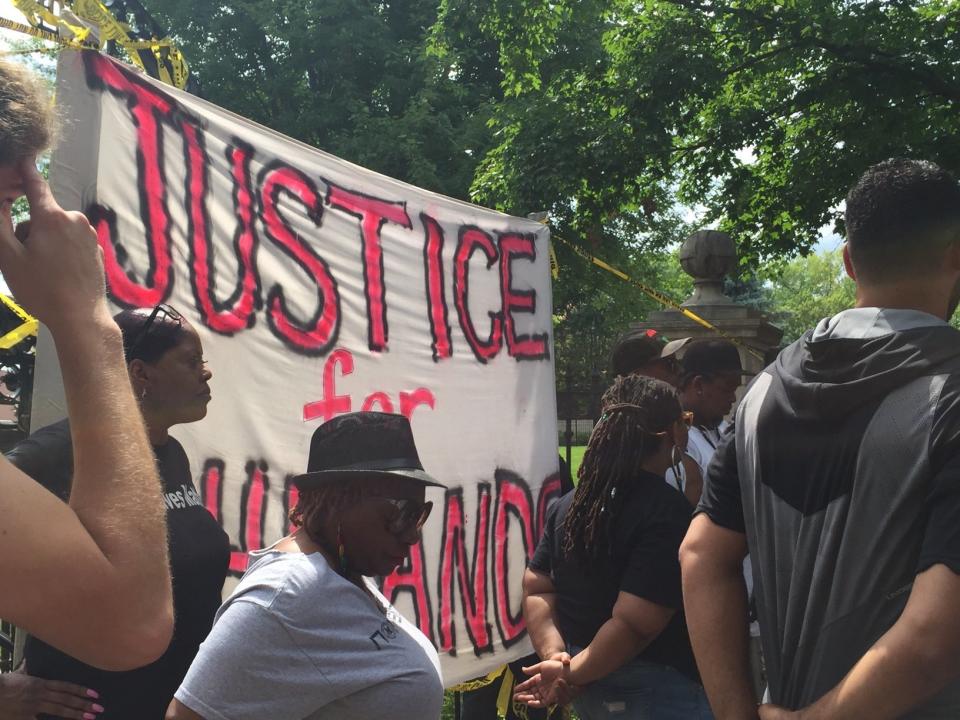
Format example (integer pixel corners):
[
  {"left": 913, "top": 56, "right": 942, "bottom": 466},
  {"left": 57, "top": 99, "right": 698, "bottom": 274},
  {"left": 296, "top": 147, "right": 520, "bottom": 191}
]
[{"left": 293, "top": 412, "right": 445, "bottom": 491}]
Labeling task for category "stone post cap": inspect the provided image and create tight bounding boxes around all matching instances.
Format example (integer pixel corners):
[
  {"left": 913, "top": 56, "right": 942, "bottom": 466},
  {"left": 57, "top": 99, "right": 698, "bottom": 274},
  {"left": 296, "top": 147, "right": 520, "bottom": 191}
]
[{"left": 680, "top": 229, "right": 737, "bottom": 306}]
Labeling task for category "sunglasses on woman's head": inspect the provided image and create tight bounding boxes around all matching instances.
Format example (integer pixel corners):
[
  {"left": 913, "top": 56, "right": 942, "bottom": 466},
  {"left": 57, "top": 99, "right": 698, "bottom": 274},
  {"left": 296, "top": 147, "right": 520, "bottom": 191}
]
[{"left": 127, "top": 303, "right": 183, "bottom": 358}]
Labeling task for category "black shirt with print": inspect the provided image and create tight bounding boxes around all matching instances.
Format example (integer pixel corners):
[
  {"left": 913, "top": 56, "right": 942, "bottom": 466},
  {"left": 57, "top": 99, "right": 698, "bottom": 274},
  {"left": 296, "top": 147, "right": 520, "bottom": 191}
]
[
  {"left": 529, "top": 472, "right": 699, "bottom": 683},
  {"left": 7, "top": 419, "right": 230, "bottom": 720}
]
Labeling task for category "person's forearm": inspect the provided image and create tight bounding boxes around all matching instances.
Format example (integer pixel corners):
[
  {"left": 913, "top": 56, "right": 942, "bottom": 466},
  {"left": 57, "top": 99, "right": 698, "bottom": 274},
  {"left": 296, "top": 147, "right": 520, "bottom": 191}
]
[
  {"left": 53, "top": 311, "right": 173, "bottom": 660},
  {"left": 798, "top": 609, "right": 960, "bottom": 719},
  {"left": 523, "top": 593, "right": 567, "bottom": 659},
  {"left": 568, "top": 616, "right": 646, "bottom": 685},
  {"left": 683, "top": 557, "right": 756, "bottom": 719}
]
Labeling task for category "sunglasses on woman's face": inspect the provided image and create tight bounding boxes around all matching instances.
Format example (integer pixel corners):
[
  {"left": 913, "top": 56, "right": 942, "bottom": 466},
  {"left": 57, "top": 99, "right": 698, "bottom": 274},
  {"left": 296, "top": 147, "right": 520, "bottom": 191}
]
[
  {"left": 127, "top": 303, "right": 183, "bottom": 358},
  {"left": 653, "top": 411, "right": 695, "bottom": 436},
  {"left": 372, "top": 496, "right": 433, "bottom": 536}
]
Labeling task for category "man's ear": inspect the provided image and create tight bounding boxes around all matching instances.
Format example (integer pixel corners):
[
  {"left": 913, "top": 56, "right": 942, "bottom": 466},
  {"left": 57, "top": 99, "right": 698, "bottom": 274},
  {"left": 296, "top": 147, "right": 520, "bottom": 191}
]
[
  {"left": 842, "top": 243, "right": 857, "bottom": 281},
  {"left": 690, "top": 374, "right": 705, "bottom": 396}
]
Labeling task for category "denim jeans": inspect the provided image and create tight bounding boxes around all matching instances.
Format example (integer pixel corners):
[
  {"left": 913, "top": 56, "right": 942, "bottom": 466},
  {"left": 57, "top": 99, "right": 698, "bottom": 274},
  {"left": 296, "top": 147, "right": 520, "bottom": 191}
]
[{"left": 571, "top": 655, "right": 713, "bottom": 720}]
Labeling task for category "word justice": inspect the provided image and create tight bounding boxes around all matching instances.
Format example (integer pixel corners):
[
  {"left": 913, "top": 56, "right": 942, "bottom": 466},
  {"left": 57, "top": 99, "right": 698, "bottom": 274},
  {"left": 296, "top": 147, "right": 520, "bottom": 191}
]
[{"left": 83, "top": 52, "right": 549, "bottom": 363}]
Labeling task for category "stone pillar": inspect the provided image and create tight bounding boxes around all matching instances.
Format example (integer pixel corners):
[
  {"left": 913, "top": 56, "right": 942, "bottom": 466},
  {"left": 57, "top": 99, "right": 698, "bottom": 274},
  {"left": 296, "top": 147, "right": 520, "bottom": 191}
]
[{"left": 647, "top": 230, "right": 783, "bottom": 378}]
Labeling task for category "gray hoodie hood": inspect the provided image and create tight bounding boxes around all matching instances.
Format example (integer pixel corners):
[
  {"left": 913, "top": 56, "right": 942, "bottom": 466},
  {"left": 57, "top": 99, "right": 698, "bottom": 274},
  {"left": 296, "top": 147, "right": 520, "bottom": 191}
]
[{"left": 773, "top": 308, "right": 960, "bottom": 421}]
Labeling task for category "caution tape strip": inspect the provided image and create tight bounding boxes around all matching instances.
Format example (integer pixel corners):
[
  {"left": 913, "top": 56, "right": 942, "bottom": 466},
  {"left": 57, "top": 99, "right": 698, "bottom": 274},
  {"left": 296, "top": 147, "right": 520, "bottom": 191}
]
[
  {"left": 0, "top": 15, "right": 89, "bottom": 48},
  {"left": 0, "top": 295, "right": 38, "bottom": 351},
  {"left": 6, "top": 0, "right": 190, "bottom": 89},
  {"left": 11, "top": 0, "right": 93, "bottom": 42},
  {"left": 551, "top": 233, "right": 766, "bottom": 362},
  {"left": 448, "top": 664, "right": 507, "bottom": 694}
]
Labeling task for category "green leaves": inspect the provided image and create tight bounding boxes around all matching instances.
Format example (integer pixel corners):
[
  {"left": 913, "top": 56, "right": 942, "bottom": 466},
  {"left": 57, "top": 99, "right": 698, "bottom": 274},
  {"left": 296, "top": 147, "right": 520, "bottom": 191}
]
[{"left": 435, "top": 0, "right": 960, "bottom": 264}]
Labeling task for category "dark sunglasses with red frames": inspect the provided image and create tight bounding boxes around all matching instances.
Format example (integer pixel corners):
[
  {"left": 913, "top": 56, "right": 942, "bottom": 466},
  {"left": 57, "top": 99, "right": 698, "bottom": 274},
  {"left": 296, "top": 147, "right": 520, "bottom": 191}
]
[{"left": 371, "top": 496, "right": 434, "bottom": 536}]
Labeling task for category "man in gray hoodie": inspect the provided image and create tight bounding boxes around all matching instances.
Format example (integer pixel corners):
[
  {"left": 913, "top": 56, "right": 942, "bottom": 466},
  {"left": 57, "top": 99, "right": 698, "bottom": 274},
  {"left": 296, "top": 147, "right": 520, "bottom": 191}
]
[{"left": 681, "top": 158, "right": 960, "bottom": 720}]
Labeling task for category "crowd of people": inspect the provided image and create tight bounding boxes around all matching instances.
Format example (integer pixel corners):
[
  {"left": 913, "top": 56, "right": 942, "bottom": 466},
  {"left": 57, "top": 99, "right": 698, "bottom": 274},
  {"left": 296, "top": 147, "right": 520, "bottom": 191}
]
[{"left": 3, "top": 49, "right": 960, "bottom": 720}]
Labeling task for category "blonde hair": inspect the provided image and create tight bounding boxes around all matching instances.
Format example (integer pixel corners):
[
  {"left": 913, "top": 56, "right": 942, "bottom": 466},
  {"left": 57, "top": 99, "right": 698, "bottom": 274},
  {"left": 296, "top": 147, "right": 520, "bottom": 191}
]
[{"left": 0, "top": 59, "right": 56, "bottom": 165}]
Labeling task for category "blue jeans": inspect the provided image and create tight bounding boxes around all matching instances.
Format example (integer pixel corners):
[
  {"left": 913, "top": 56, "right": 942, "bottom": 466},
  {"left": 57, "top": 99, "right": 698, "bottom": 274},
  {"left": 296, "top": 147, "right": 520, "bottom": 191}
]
[{"left": 571, "top": 656, "right": 713, "bottom": 720}]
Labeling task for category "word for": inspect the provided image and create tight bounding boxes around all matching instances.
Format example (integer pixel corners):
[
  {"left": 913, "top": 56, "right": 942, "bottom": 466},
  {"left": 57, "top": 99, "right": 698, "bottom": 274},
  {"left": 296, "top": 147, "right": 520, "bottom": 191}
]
[{"left": 302, "top": 348, "right": 436, "bottom": 422}]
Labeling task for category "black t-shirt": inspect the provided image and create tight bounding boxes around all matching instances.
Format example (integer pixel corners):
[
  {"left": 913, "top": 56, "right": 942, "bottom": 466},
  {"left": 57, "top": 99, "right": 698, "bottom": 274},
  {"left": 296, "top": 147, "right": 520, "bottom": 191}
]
[
  {"left": 529, "top": 471, "right": 699, "bottom": 682},
  {"left": 7, "top": 419, "right": 231, "bottom": 720}
]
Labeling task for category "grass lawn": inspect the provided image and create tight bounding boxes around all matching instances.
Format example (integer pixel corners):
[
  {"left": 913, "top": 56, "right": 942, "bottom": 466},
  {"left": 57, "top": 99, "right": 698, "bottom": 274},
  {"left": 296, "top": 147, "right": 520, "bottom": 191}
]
[{"left": 561, "top": 445, "right": 587, "bottom": 483}]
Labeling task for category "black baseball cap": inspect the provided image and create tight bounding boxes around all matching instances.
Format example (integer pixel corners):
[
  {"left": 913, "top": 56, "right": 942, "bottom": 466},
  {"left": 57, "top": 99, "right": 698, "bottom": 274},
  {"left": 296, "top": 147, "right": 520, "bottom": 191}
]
[
  {"left": 680, "top": 339, "right": 750, "bottom": 377},
  {"left": 610, "top": 328, "right": 690, "bottom": 376}
]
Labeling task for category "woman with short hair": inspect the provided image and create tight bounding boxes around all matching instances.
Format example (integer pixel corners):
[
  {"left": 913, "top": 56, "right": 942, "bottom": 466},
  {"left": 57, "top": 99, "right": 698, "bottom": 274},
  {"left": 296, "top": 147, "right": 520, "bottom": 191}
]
[
  {"left": 516, "top": 374, "right": 712, "bottom": 719},
  {"left": 167, "top": 411, "right": 445, "bottom": 720},
  {"left": 7, "top": 304, "right": 230, "bottom": 720}
]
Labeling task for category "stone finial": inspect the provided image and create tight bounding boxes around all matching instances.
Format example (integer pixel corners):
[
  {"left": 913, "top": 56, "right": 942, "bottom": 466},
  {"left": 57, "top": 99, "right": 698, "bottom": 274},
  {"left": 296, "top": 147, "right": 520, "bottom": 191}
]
[{"left": 679, "top": 229, "right": 737, "bottom": 306}]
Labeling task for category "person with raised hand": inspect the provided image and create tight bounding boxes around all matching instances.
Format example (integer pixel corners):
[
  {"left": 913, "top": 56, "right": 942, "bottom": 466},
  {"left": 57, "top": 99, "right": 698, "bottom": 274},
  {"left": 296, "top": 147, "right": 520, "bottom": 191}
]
[{"left": 0, "top": 58, "right": 173, "bottom": 673}]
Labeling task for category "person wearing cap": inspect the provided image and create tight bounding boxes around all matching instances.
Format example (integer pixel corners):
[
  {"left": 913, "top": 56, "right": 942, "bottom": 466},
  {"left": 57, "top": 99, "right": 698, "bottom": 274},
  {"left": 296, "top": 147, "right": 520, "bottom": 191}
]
[
  {"left": 677, "top": 339, "right": 746, "bottom": 473},
  {"left": 610, "top": 328, "right": 691, "bottom": 387},
  {"left": 610, "top": 328, "right": 702, "bottom": 505},
  {"left": 167, "top": 412, "right": 444, "bottom": 720},
  {"left": 678, "top": 340, "right": 766, "bottom": 698}
]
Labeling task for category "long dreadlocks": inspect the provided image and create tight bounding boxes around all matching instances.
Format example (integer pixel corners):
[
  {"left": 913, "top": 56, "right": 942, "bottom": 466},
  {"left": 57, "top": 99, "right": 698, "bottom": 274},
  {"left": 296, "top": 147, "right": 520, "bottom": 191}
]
[{"left": 562, "top": 374, "right": 681, "bottom": 562}]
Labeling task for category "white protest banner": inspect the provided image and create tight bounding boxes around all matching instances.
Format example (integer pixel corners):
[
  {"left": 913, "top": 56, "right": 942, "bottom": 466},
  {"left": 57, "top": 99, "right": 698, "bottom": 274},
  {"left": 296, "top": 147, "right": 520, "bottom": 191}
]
[{"left": 39, "top": 50, "right": 560, "bottom": 685}]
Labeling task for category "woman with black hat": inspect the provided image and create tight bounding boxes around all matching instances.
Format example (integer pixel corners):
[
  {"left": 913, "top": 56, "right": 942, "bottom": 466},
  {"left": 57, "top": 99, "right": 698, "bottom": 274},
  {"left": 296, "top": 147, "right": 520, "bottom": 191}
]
[
  {"left": 6, "top": 304, "right": 230, "bottom": 719},
  {"left": 167, "top": 411, "right": 445, "bottom": 720}
]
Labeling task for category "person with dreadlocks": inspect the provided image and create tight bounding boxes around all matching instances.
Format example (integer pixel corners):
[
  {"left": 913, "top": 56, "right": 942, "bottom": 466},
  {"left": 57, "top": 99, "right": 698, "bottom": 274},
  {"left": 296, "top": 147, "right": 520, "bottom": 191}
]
[{"left": 515, "top": 375, "right": 712, "bottom": 720}]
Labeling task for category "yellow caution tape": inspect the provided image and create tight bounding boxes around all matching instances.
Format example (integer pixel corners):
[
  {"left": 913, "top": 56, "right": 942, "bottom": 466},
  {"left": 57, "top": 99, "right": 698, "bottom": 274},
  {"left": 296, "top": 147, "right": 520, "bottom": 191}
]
[
  {"left": 0, "top": 318, "right": 39, "bottom": 350},
  {"left": 69, "top": 0, "right": 133, "bottom": 44},
  {"left": 448, "top": 664, "right": 507, "bottom": 693},
  {"left": 0, "top": 295, "right": 38, "bottom": 351},
  {"left": 7, "top": 0, "right": 191, "bottom": 90},
  {"left": 552, "top": 233, "right": 766, "bottom": 362},
  {"left": 548, "top": 241, "right": 560, "bottom": 280},
  {"left": 495, "top": 663, "right": 514, "bottom": 718},
  {"left": 12, "top": 0, "right": 92, "bottom": 43},
  {"left": 0, "top": 15, "right": 88, "bottom": 49},
  {"left": 126, "top": 38, "right": 190, "bottom": 89}
]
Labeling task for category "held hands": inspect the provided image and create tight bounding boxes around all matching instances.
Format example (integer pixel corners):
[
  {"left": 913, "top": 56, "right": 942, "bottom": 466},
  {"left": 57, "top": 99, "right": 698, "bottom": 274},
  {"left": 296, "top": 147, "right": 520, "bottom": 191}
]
[
  {"left": 0, "top": 671, "right": 102, "bottom": 720},
  {"left": 513, "top": 652, "right": 581, "bottom": 708},
  {"left": 0, "top": 158, "right": 108, "bottom": 333}
]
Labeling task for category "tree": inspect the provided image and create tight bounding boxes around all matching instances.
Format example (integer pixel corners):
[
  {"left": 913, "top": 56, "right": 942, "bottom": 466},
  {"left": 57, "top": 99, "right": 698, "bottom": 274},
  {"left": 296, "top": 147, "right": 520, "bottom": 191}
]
[
  {"left": 136, "top": 0, "right": 698, "bottom": 393},
  {"left": 766, "top": 249, "right": 855, "bottom": 344},
  {"left": 140, "top": 0, "right": 500, "bottom": 202},
  {"left": 433, "top": 0, "right": 960, "bottom": 264}
]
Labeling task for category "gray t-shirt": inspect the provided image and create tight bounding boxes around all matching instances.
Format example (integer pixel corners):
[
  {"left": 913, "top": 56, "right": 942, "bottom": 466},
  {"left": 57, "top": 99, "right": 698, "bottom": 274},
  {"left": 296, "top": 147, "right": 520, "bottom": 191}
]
[{"left": 175, "top": 547, "right": 443, "bottom": 720}]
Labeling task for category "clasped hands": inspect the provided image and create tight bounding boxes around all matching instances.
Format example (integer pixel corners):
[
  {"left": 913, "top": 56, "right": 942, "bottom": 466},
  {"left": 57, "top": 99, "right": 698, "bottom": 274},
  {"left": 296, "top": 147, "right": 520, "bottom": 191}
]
[{"left": 513, "top": 652, "right": 582, "bottom": 708}]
